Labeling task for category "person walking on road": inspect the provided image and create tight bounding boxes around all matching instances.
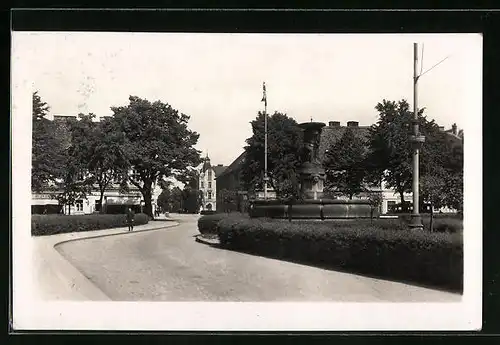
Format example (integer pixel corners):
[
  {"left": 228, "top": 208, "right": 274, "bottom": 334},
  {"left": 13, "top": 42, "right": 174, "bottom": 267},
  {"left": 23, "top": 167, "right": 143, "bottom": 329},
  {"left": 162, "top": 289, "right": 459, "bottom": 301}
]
[{"left": 126, "top": 207, "right": 135, "bottom": 232}]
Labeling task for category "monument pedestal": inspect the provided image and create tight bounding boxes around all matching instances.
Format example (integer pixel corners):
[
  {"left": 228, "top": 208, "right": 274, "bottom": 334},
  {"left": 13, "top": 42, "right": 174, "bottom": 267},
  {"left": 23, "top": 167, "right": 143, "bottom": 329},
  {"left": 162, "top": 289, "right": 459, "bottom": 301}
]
[
  {"left": 249, "top": 121, "right": 377, "bottom": 219},
  {"left": 297, "top": 122, "right": 327, "bottom": 201}
]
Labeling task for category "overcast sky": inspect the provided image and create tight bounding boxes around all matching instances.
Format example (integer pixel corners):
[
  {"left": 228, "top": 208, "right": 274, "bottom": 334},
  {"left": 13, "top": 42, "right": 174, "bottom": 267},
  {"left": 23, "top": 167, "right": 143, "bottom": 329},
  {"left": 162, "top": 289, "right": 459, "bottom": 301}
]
[{"left": 13, "top": 32, "right": 480, "bottom": 166}]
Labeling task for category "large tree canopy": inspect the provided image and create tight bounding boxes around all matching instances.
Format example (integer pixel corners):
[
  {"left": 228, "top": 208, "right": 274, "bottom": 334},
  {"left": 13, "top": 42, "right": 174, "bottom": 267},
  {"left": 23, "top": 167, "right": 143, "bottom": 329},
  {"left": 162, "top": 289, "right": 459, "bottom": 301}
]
[
  {"left": 367, "top": 99, "right": 463, "bottom": 211},
  {"left": 68, "top": 113, "right": 129, "bottom": 213},
  {"left": 31, "top": 92, "right": 65, "bottom": 192},
  {"left": 241, "top": 111, "right": 304, "bottom": 200},
  {"left": 366, "top": 99, "right": 414, "bottom": 203},
  {"left": 324, "top": 127, "right": 367, "bottom": 199},
  {"left": 111, "top": 96, "right": 201, "bottom": 217}
]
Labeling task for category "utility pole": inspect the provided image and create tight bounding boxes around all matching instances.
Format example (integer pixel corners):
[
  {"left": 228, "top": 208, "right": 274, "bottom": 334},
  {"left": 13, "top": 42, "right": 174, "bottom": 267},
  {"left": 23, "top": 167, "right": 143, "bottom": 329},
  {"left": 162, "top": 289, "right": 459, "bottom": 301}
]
[
  {"left": 409, "top": 43, "right": 425, "bottom": 230},
  {"left": 262, "top": 82, "right": 268, "bottom": 200}
]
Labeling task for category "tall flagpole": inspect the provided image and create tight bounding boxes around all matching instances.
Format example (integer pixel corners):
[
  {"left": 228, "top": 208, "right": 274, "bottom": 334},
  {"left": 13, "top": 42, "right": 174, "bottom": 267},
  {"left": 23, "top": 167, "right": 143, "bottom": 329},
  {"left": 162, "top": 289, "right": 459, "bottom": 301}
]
[{"left": 262, "top": 82, "right": 268, "bottom": 200}]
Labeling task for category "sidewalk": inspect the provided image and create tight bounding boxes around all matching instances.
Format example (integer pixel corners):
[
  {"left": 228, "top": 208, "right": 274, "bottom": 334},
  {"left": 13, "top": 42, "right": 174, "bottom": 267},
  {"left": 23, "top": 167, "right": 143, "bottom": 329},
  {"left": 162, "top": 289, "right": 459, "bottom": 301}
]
[{"left": 32, "top": 218, "right": 180, "bottom": 301}]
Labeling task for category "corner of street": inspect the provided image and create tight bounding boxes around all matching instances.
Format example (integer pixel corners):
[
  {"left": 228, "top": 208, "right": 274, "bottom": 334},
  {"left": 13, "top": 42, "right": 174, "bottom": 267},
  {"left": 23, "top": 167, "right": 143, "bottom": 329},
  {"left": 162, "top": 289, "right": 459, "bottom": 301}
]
[{"left": 33, "top": 213, "right": 461, "bottom": 302}]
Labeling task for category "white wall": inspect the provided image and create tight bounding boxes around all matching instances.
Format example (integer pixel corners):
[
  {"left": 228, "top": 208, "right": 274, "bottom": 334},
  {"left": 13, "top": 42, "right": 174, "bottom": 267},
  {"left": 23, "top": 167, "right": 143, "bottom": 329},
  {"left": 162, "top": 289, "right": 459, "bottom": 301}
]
[{"left": 199, "top": 168, "right": 217, "bottom": 210}]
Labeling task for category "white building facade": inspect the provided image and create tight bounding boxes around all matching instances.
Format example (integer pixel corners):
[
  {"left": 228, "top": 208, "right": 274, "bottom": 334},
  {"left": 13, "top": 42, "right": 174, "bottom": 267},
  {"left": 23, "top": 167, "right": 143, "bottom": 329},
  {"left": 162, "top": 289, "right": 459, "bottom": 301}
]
[
  {"left": 198, "top": 156, "right": 227, "bottom": 212},
  {"left": 31, "top": 173, "right": 163, "bottom": 216}
]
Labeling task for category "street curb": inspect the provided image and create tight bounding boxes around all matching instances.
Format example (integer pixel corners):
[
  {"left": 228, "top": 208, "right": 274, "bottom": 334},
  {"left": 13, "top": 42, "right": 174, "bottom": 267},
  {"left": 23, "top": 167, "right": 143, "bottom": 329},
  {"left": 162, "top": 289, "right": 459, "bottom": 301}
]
[
  {"left": 36, "top": 221, "right": 181, "bottom": 301},
  {"left": 54, "top": 222, "right": 180, "bottom": 248},
  {"left": 194, "top": 234, "right": 221, "bottom": 246}
]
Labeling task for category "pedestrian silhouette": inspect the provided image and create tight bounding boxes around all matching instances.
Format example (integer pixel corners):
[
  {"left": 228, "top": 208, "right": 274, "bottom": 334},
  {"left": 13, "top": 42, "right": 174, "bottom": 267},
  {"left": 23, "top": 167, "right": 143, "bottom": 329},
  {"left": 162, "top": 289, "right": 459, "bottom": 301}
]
[{"left": 126, "top": 207, "right": 135, "bottom": 231}]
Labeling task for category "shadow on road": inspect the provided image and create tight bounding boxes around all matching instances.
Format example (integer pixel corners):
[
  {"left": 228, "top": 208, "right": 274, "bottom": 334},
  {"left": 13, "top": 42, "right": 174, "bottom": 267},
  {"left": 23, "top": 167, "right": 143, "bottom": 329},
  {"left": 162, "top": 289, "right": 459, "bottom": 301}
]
[{"left": 195, "top": 237, "right": 463, "bottom": 296}]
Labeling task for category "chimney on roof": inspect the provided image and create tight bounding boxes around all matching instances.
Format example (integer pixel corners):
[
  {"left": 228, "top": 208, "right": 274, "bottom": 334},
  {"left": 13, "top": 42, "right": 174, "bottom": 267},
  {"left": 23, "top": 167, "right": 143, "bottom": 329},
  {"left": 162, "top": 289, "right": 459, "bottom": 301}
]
[
  {"left": 329, "top": 121, "right": 340, "bottom": 127},
  {"left": 452, "top": 123, "right": 458, "bottom": 135},
  {"left": 347, "top": 121, "right": 359, "bottom": 127}
]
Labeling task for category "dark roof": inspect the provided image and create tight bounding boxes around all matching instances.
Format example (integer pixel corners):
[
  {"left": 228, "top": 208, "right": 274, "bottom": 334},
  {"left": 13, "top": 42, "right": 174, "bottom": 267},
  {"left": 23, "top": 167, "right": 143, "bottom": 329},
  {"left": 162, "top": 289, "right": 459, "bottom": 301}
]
[
  {"left": 444, "top": 129, "right": 463, "bottom": 141},
  {"left": 318, "top": 125, "right": 371, "bottom": 160},
  {"left": 213, "top": 165, "right": 228, "bottom": 177},
  {"left": 219, "top": 125, "right": 371, "bottom": 177},
  {"left": 53, "top": 115, "right": 77, "bottom": 122},
  {"left": 201, "top": 157, "right": 211, "bottom": 172},
  {"left": 216, "top": 151, "right": 246, "bottom": 179}
]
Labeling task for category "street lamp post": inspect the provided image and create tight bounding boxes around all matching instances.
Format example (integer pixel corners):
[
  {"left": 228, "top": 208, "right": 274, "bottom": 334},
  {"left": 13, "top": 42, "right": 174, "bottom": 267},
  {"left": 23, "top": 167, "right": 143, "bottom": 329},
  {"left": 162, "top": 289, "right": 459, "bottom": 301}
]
[{"left": 409, "top": 43, "right": 425, "bottom": 230}]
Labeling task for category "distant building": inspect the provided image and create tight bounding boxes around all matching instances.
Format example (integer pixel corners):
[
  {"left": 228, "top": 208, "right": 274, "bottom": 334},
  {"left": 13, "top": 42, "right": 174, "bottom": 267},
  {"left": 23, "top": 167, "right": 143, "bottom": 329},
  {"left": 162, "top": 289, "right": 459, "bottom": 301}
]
[
  {"left": 31, "top": 115, "right": 163, "bottom": 215},
  {"left": 197, "top": 155, "right": 227, "bottom": 211},
  {"left": 216, "top": 120, "right": 463, "bottom": 214},
  {"left": 214, "top": 152, "right": 246, "bottom": 213}
]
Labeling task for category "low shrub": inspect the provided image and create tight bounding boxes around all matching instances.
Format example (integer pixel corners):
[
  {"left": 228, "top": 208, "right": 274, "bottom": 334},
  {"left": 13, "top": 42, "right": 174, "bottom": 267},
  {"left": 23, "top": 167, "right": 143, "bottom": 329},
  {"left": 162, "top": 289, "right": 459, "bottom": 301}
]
[
  {"left": 200, "top": 210, "right": 217, "bottom": 216},
  {"left": 217, "top": 217, "right": 463, "bottom": 292},
  {"left": 197, "top": 212, "right": 248, "bottom": 235},
  {"left": 31, "top": 213, "right": 150, "bottom": 236},
  {"left": 430, "top": 218, "right": 463, "bottom": 233},
  {"left": 396, "top": 214, "right": 463, "bottom": 233}
]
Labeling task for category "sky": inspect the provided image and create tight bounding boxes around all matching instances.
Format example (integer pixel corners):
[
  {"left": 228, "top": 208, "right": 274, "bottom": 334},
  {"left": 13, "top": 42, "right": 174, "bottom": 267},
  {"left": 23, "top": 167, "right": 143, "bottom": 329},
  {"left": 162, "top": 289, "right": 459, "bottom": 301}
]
[{"left": 13, "top": 32, "right": 481, "bottom": 166}]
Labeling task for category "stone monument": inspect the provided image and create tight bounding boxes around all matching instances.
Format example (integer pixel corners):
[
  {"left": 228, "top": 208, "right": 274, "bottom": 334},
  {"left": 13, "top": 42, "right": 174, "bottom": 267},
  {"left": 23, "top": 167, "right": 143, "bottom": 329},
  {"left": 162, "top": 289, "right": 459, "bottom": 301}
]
[{"left": 249, "top": 120, "right": 376, "bottom": 220}]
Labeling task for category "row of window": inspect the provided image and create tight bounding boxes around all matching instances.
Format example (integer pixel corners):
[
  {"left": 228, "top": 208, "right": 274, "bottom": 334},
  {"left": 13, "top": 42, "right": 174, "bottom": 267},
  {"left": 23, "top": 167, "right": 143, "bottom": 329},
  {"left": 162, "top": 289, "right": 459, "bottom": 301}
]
[
  {"left": 72, "top": 200, "right": 102, "bottom": 212},
  {"left": 200, "top": 181, "right": 212, "bottom": 189},
  {"left": 74, "top": 169, "right": 142, "bottom": 183}
]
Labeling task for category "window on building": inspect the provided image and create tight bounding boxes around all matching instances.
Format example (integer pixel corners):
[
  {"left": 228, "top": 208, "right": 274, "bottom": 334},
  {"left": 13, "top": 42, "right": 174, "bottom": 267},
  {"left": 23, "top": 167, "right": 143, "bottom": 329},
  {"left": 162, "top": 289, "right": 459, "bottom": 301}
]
[
  {"left": 76, "top": 170, "right": 85, "bottom": 181},
  {"left": 201, "top": 181, "right": 204, "bottom": 188},
  {"left": 208, "top": 170, "right": 212, "bottom": 179},
  {"left": 387, "top": 201, "right": 396, "bottom": 213},
  {"left": 76, "top": 200, "right": 84, "bottom": 212},
  {"left": 208, "top": 181, "right": 212, "bottom": 189},
  {"left": 208, "top": 191, "right": 212, "bottom": 199},
  {"left": 132, "top": 169, "right": 140, "bottom": 181}
]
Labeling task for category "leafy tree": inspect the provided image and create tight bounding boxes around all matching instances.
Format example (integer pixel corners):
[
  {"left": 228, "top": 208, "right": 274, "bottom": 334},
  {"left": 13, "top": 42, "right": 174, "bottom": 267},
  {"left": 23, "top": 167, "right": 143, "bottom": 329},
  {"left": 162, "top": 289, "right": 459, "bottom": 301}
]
[
  {"left": 366, "top": 99, "right": 444, "bottom": 204},
  {"left": 366, "top": 100, "right": 414, "bottom": 204},
  {"left": 324, "top": 127, "right": 367, "bottom": 199},
  {"left": 441, "top": 137, "right": 463, "bottom": 212},
  {"left": 368, "top": 98, "right": 463, "bottom": 212},
  {"left": 110, "top": 96, "right": 202, "bottom": 217},
  {"left": 70, "top": 114, "right": 130, "bottom": 213},
  {"left": 157, "top": 186, "right": 172, "bottom": 212},
  {"left": 52, "top": 117, "right": 94, "bottom": 214},
  {"left": 242, "top": 111, "right": 304, "bottom": 200},
  {"left": 181, "top": 186, "right": 203, "bottom": 213},
  {"left": 219, "top": 188, "right": 237, "bottom": 212},
  {"left": 32, "top": 91, "right": 50, "bottom": 120},
  {"left": 158, "top": 186, "right": 184, "bottom": 212},
  {"left": 31, "top": 92, "right": 65, "bottom": 192}
]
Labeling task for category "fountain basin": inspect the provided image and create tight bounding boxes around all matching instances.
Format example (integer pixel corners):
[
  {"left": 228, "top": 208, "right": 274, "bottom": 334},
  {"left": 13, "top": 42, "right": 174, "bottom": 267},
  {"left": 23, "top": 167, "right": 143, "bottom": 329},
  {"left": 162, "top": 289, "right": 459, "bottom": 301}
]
[{"left": 249, "top": 199, "right": 377, "bottom": 219}]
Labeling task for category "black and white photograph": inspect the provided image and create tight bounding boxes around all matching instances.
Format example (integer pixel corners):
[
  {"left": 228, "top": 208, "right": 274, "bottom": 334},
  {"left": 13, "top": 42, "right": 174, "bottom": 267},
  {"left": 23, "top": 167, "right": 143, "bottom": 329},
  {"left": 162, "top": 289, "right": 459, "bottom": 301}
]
[{"left": 12, "top": 31, "right": 482, "bottom": 331}]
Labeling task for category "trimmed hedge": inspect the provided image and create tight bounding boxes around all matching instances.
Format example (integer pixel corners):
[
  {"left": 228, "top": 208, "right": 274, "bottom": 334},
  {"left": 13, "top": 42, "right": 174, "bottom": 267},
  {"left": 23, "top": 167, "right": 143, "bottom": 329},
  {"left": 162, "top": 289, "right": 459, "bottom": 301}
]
[
  {"left": 200, "top": 210, "right": 217, "bottom": 216},
  {"left": 197, "top": 213, "right": 249, "bottom": 235},
  {"left": 215, "top": 216, "right": 463, "bottom": 292},
  {"left": 395, "top": 213, "right": 463, "bottom": 233},
  {"left": 31, "top": 213, "right": 150, "bottom": 236}
]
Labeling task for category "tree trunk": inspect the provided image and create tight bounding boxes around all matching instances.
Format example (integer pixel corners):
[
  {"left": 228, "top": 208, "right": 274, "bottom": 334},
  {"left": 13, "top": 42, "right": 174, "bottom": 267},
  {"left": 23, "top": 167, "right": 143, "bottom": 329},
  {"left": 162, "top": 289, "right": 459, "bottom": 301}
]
[
  {"left": 142, "top": 189, "right": 153, "bottom": 218},
  {"left": 430, "top": 204, "right": 434, "bottom": 232},
  {"left": 399, "top": 190, "right": 405, "bottom": 205},
  {"left": 99, "top": 189, "right": 105, "bottom": 214}
]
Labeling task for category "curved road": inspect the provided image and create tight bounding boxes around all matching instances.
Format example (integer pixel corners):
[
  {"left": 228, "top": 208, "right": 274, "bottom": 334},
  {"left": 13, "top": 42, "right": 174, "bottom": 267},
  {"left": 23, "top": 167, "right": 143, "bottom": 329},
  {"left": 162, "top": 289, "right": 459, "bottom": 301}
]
[{"left": 56, "top": 214, "right": 461, "bottom": 302}]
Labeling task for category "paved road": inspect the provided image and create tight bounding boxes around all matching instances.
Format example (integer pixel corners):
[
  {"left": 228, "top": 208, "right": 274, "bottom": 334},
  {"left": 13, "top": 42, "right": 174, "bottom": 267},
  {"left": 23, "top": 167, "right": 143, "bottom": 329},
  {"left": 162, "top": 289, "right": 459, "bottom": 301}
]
[{"left": 56, "top": 214, "right": 461, "bottom": 302}]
